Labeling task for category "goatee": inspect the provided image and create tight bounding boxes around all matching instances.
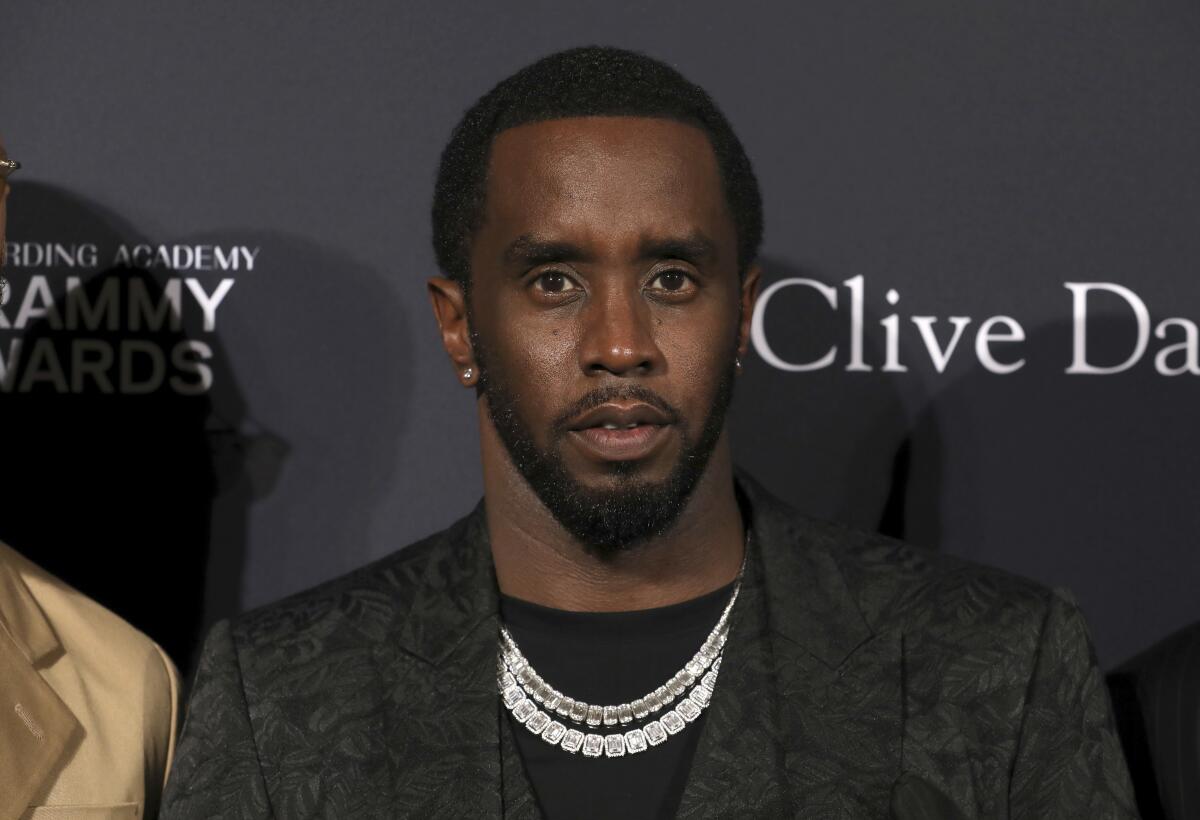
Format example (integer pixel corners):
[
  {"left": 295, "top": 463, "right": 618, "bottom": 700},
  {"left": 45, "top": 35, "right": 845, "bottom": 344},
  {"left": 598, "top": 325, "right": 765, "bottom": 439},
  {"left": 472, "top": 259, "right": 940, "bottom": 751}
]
[{"left": 476, "top": 352, "right": 737, "bottom": 555}]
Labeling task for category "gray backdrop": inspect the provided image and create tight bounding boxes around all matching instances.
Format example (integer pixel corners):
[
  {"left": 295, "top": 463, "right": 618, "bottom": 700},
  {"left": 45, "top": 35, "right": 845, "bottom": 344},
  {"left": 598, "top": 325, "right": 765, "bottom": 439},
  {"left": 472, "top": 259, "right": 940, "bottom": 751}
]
[{"left": 2, "top": 0, "right": 1197, "bottom": 674}]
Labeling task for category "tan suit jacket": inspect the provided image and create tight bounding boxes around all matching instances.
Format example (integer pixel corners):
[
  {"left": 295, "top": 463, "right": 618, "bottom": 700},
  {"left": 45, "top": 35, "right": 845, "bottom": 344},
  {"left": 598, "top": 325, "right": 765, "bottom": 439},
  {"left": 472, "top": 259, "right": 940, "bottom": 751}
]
[{"left": 0, "top": 542, "right": 179, "bottom": 820}]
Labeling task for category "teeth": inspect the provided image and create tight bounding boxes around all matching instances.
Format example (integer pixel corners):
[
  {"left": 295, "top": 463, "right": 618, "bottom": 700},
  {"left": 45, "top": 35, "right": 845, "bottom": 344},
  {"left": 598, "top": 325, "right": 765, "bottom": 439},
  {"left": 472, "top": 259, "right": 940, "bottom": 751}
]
[
  {"left": 602, "top": 423, "right": 618, "bottom": 430},
  {"left": 626, "top": 423, "right": 638, "bottom": 429}
]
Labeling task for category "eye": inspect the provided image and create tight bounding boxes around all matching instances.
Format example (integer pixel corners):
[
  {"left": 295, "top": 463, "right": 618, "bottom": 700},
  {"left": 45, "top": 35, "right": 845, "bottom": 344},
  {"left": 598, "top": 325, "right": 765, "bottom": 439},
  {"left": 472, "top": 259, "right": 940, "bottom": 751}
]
[
  {"left": 532, "top": 270, "right": 581, "bottom": 294},
  {"left": 647, "top": 269, "right": 694, "bottom": 293}
]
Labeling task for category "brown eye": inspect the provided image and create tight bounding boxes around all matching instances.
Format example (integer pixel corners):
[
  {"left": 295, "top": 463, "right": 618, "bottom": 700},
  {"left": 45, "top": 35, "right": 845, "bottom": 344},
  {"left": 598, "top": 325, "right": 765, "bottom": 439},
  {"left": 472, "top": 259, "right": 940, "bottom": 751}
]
[
  {"left": 534, "top": 271, "right": 579, "bottom": 294},
  {"left": 649, "top": 269, "right": 692, "bottom": 292}
]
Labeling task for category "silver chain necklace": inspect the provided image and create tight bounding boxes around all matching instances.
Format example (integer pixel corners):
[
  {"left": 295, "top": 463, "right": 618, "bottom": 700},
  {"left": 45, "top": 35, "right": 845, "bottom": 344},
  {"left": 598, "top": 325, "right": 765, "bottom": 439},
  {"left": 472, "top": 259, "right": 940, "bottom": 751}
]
[{"left": 496, "top": 546, "right": 746, "bottom": 759}]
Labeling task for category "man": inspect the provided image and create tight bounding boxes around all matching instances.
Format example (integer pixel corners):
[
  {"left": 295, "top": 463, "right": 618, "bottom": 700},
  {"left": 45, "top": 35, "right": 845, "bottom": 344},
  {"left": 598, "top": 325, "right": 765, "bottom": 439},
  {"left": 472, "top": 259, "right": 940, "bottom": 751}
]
[
  {"left": 0, "top": 142, "right": 180, "bottom": 819},
  {"left": 162, "top": 48, "right": 1137, "bottom": 819}
]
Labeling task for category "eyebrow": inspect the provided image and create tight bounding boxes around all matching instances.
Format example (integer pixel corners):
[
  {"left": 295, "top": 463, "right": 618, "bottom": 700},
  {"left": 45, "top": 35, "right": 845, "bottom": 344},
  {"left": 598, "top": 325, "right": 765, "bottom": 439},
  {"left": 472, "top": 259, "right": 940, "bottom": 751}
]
[
  {"left": 501, "top": 231, "right": 719, "bottom": 268},
  {"left": 639, "top": 234, "right": 718, "bottom": 265},
  {"left": 503, "top": 236, "right": 591, "bottom": 267}
]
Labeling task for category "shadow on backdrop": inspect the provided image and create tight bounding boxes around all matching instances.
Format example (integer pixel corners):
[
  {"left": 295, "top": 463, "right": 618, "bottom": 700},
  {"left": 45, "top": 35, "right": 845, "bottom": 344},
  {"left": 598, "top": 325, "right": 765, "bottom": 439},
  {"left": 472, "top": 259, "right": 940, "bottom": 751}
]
[
  {"left": 736, "top": 256, "right": 1197, "bottom": 667},
  {"left": 3, "top": 198, "right": 418, "bottom": 678},
  {"left": 730, "top": 256, "right": 939, "bottom": 540},
  {"left": 0, "top": 182, "right": 246, "bottom": 679}
]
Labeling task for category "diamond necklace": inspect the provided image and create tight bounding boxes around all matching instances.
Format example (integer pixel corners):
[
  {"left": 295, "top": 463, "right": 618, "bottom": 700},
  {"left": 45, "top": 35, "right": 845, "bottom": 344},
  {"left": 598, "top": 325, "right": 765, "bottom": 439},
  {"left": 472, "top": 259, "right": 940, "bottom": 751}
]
[{"left": 497, "top": 544, "right": 747, "bottom": 759}]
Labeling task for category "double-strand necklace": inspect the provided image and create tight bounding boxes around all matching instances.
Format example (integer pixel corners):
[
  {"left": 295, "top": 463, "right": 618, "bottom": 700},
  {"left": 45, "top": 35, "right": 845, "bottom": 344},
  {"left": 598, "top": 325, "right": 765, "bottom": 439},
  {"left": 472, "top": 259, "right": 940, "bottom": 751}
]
[{"left": 496, "top": 544, "right": 746, "bottom": 759}]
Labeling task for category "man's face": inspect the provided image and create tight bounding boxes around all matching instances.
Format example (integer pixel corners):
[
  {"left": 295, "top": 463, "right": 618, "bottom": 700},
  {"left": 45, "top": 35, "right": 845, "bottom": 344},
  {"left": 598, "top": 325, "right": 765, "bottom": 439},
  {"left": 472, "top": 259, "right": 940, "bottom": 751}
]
[{"left": 462, "top": 116, "right": 757, "bottom": 552}]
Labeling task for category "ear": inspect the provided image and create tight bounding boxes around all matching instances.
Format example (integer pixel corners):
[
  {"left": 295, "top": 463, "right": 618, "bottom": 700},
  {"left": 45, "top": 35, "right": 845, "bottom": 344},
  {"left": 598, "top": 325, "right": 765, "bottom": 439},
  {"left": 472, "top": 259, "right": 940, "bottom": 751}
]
[
  {"left": 427, "top": 276, "right": 478, "bottom": 387},
  {"left": 736, "top": 263, "right": 762, "bottom": 363}
]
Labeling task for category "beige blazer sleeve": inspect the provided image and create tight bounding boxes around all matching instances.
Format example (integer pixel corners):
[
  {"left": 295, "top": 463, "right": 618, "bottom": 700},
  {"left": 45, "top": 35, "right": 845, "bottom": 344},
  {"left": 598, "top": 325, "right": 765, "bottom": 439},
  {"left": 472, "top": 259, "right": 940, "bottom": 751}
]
[{"left": 146, "top": 639, "right": 182, "bottom": 817}]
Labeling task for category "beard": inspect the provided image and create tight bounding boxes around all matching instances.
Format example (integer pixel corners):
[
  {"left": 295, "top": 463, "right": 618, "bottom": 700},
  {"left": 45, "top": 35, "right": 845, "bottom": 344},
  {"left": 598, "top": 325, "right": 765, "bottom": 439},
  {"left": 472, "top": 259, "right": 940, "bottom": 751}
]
[{"left": 474, "top": 337, "right": 738, "bottom": 556}]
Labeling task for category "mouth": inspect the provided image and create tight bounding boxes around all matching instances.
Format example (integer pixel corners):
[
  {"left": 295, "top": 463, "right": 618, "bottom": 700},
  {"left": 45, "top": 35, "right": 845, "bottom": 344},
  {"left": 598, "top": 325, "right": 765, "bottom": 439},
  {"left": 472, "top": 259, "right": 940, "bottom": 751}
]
[{"left": 565, "top": 403, "right": 674, "bottom": 462}]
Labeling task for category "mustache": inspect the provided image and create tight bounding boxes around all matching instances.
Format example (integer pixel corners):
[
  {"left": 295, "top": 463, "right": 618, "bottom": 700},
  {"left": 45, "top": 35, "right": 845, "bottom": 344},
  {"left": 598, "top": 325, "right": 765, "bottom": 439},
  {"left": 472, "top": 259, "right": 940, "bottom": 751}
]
[{"left": 552, "top": 384, "right": 681, "bottom": 432}]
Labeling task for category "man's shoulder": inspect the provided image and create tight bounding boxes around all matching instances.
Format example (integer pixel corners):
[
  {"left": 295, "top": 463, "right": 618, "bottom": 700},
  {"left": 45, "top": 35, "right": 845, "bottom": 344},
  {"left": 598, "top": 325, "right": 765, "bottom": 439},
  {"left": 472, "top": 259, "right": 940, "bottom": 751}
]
[
  {"left": 1, "top": 540, "right": 179, "bottom": 686},
  {"left": 809, "top": 514, "right": 1056, "bottom": 616},
  {"left": 754, "top": 490, "right": 1062, "bottom": 648},
  {"left": 224, "top": 511, "right": 475, "bottom": 664},
  {"left": 806, "top": 513, "right": 1070, "bottom": 662}
]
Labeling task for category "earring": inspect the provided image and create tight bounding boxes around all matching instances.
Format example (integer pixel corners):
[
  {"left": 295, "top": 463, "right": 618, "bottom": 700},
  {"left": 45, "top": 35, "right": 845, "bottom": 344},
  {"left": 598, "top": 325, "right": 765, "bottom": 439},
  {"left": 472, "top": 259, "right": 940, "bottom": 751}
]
[
  {"left": 462, "top": 367, "right": 474, "bottom": 382},
  {"left": 735, "top": 357, "right": 743, "bottom": 371}
]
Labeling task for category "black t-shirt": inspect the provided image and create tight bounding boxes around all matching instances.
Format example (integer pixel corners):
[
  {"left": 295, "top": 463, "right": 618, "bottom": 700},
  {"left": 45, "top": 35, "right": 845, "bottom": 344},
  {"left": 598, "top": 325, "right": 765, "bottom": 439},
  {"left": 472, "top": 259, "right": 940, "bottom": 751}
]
[{"left": 499, "top": 580, "right": 736, "bottom": 820}]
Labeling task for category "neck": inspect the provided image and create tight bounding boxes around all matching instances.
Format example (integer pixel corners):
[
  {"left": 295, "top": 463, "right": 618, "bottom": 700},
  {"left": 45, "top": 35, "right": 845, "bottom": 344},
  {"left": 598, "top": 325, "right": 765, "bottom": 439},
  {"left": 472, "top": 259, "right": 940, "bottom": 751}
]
[{"left": 480, "top": 411, "right": 745, "bottom": 612}]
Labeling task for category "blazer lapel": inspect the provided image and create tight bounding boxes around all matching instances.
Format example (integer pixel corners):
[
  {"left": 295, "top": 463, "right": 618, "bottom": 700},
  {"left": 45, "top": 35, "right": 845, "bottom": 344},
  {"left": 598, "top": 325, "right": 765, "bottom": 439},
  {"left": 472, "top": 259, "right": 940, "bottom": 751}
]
[
  {"left": 677, "top": 478, "right": 904, "bottom": 818},
  {"left": 376, "top": 506, "right": 506, "bottom": 819},
  {"left": 0, "top": 551, "right": 82, "bottom": 819}
]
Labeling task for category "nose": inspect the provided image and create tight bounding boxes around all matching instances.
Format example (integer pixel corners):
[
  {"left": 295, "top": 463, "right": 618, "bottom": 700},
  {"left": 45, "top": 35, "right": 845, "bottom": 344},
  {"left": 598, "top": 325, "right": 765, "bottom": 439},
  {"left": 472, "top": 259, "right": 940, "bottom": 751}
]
[{"left": 578, "top": 284, "right": 664, "bottom": 376}]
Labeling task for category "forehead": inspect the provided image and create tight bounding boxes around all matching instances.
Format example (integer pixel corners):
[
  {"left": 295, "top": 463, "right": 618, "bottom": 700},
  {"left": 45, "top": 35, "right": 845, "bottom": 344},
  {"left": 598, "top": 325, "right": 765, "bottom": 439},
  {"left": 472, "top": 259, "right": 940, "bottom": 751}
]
[{"left": 479, "top": 116, "right": 731, "bottom": 252}]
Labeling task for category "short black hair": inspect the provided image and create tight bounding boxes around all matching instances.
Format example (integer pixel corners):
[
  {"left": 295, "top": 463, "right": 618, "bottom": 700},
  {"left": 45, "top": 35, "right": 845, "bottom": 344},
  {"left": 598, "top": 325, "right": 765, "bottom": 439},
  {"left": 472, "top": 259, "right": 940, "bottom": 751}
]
[{"left": 431, "top": 46, "right": 763, "bottom": 286}]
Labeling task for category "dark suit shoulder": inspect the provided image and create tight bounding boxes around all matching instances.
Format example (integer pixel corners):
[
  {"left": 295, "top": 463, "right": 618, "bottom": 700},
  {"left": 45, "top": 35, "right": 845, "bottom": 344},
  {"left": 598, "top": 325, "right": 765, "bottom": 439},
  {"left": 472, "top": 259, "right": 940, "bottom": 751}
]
[
  {"left": 167, "top": 511, "right": 491, "bottom": 819},
  {"left": 792, "top": 511, "right": 1061, "bottom": 645},
  {"left": 740, "top": 470, "right": 1058, "bottom": 630},
  {"left": 224, "top": 511, "right": 473, "bottom": 670}
]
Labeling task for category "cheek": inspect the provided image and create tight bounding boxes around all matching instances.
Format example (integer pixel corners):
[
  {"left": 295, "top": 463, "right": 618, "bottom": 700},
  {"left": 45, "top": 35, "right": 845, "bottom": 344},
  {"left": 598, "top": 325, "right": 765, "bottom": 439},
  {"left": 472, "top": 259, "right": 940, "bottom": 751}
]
[
  {"left": 516, "top": 330, "right": 578, "bottom": 389},
  {"left": 485, "top": 309, "right": 580, "bottom": 395},
  {"left": 660, "top": 333, "right": 731, "bottom": 412},
  {"left": 656, "top": 303, "right": 740, "bottom": 381}
]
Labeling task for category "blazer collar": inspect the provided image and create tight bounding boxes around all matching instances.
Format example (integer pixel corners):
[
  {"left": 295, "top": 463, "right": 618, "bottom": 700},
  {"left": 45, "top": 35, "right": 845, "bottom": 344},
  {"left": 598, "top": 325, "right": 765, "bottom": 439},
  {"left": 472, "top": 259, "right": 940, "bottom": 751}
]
[
  {"left": 0, "top": 543, "right": 64, "bottom": 667},
  {"left": 393, "top": 501, "right": 499, "bottom": 669}
]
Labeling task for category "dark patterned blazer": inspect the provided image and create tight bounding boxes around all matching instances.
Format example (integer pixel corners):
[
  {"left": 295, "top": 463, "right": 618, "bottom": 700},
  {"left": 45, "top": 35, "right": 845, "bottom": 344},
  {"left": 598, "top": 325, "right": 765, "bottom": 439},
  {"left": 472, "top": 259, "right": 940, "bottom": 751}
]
[
  {"left": 161, "top": 474, "right": 1138, "bottom": 819},
  {"left": 1108, "top": 621, "right": 1200, "bottom": 820}
]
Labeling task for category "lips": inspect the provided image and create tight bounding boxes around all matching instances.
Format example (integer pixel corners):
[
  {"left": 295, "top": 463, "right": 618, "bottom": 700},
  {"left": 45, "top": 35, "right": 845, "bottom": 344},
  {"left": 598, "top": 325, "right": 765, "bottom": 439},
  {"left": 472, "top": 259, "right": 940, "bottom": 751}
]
[
  {"left": 567, "top": 402, "right": 673, "bottom": 432},
  {"left": 566, "top": 402, "right": 674, "bottom": 462}
]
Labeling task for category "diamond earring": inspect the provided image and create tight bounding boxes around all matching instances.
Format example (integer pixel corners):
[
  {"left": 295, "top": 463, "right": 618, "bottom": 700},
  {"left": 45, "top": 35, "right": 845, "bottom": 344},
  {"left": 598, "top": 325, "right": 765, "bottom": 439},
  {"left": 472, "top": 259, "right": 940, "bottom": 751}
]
[{"left": 462, "top": 367, "right": 474, "bottom": 381}]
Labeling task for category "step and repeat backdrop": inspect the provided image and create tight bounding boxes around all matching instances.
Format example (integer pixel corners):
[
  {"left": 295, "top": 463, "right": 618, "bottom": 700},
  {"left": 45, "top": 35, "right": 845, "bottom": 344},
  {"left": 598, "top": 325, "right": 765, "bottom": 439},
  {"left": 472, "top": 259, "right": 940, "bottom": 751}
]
[{"left": 1, "top": 1, "right": 1196, "bottom": 675}]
